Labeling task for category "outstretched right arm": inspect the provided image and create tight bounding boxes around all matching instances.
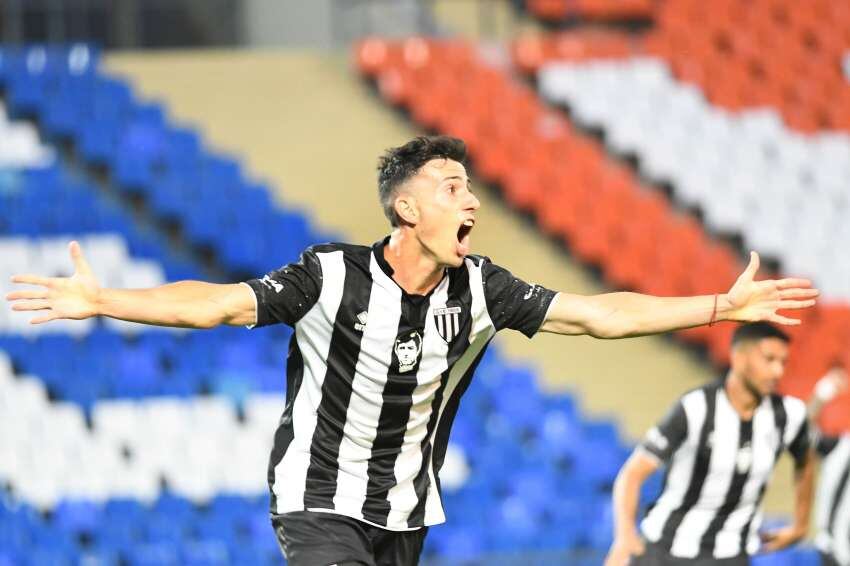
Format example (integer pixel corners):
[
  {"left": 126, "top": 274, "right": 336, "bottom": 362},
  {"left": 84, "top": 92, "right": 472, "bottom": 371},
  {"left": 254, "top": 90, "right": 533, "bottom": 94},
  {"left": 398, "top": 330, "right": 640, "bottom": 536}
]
[{"left": 6, "top": 241, "right": 256, "bottom": 329}]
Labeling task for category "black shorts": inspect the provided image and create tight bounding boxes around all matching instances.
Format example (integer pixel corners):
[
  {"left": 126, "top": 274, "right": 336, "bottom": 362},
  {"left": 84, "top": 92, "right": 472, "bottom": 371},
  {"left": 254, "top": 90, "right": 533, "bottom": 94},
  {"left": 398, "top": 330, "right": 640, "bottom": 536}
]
[
  {"left": 632, "top": 543, "right": 750, "bottom": 566},
  {"left": 271, "top": 510, "right": 428, "bottom": 566},
  {"left": 820, "top": 551, "right": 840, "bottom": 566}
]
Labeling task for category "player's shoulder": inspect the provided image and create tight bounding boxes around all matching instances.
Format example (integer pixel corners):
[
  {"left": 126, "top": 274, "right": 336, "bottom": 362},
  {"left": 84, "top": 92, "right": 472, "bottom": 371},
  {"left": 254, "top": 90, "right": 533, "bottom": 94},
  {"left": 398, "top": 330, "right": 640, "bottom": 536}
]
[
  {"left": 463, "top": 254, "right": 490, "bottom": 268},
  {"left": 680, "top": 380, "right": 723, "bottom": 403},
  {"left": 306, "top": 242, "right": 371, "bottom": 259},
  {"left": 772, "top": 393, "right": 806, "bottom": 417}
]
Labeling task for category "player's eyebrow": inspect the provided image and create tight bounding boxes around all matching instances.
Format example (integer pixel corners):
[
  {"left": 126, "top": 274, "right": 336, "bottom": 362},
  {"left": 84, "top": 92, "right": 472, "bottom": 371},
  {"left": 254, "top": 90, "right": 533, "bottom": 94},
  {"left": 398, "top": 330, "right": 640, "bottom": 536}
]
[{"left": 442, "top": 175, "right": 472, "bottom": 187}]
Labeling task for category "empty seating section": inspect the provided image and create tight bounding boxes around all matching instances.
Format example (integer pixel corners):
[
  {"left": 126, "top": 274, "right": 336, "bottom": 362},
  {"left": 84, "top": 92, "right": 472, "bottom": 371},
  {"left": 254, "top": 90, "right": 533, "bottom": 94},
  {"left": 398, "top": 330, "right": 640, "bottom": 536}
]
[
  {"left": 0, "top": 45, "right": 326, "bottom": 277},
  {"left": 512, "top": 30, "right": 637, "bottom": 74},
  {"left": 0, "top": 44, "right": 644, "bottom": 563},
  {"left": 354, "top": 37, "right": 850, "bottom": 436},
  {"left": 520, "top": 0, "right": 850, "bottom": 133},
  {"left": 538, "top": 59, "right": 850, "bottom": 300},
  {"left": 645, "top": 0, "right": 850, "bottom": 132}
]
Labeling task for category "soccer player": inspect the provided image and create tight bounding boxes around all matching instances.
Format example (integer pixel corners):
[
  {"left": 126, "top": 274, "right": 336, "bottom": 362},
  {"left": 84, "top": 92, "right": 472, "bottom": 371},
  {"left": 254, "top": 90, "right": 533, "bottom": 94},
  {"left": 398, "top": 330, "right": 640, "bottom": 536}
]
[
  {"left": 605, "top": 322, "right": 816, "bottom": 566},
  {"left": 808, "top": 368, "right": 850, "bottom": 566},
  {"left": 7, "top": 137, "right": 819, "bottom": 566}
]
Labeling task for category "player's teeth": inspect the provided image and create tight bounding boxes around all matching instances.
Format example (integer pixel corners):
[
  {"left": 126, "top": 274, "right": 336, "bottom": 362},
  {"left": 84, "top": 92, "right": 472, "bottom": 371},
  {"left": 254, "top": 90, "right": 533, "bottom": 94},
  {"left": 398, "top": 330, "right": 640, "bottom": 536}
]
[{"left": 463, "top": 220, "right": 474, "bottom": 227}]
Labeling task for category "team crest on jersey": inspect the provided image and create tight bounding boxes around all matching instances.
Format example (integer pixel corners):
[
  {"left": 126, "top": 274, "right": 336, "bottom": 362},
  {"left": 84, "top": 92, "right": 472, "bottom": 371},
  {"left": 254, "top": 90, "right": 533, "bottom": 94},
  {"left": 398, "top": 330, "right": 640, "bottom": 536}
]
[
  {"left": 433, "top": 305, "right": 462, "bottom": 343},
  {"left": 394, "top": 330, "right": 423, "bottom": 373}
]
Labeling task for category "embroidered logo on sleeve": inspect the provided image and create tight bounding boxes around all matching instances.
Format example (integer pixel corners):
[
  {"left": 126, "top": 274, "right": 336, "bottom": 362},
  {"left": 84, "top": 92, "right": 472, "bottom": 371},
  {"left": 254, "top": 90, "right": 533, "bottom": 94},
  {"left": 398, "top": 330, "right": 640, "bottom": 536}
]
[{"left": 260, "top": 275, "right": 283, "bottom": 293}]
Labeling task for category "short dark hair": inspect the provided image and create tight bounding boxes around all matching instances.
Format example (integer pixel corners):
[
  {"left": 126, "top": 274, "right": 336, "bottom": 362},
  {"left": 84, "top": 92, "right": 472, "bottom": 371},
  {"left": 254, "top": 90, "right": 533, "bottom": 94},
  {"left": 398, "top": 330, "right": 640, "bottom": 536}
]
[
  {"left": 731, "top": 322, "right": 790, "bottom": 348},
  {"left": 376, "top": 136, "right": 467, "bottom": 226}
]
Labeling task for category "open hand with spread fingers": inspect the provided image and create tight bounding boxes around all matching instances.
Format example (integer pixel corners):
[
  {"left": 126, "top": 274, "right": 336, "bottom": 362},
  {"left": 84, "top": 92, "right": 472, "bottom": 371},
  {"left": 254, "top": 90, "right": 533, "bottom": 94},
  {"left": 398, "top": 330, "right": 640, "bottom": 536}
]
[
  {"left": 5, "top": 241, "right": 101, "bottom": 325},
  {"left": 723, "top": 251, "right": 819, "bottom": 326}
]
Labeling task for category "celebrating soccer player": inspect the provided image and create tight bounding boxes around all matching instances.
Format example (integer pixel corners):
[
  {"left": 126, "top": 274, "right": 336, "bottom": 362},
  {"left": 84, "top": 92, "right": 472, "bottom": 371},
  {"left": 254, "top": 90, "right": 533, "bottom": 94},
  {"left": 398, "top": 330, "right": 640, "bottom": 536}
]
[{"left": 7, "top": 137, "right": 819, "bottom": 566}]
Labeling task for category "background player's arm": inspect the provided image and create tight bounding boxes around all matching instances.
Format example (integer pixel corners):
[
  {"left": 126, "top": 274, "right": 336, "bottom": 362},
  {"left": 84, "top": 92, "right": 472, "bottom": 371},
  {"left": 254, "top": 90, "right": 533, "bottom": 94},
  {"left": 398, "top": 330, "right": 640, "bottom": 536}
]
[
  {"left": 540, "top": 251, "right": 818, "bottom": 338},
  {"left": 761, "top": 449, "right": 816, "bottom": 552},
  {"left": 807, "top": 368, "right": 848, "bottom": 423},
  {"left": 605, "top": 450, "right": 659, "bottom": 566},
  {"left": 6, "top": 241, "right": 257, "bottom": 329}
]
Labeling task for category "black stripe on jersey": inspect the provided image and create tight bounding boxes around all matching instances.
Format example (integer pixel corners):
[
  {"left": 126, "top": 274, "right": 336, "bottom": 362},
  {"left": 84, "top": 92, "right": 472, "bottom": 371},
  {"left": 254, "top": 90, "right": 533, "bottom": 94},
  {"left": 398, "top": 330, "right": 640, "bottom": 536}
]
[
  {"left": 268, "top": 333, "right": 306, "bottom": 512},
  {"left": 407, "top": 267, "right": 473, "bottom": 527},
  {"left": 303, "top": 251, "right": 373, "bottom": 510},
  {"left": 699, "top": 419, "right": 754, "bottom": 554},
  {"left": 659, "top": 383, "right": 719, "bottom": 551},
  {"left": 828, "top": 464, "right": 850, "bottom": 539},
  {"left": 738, "top": 395, "right": 787, "bottom": 554},
  {"left": 429, "top": 348, "right": 486, "bottom": 490},
  {"left": 360, "top": 292, "right": 427, "bottom": 525}
]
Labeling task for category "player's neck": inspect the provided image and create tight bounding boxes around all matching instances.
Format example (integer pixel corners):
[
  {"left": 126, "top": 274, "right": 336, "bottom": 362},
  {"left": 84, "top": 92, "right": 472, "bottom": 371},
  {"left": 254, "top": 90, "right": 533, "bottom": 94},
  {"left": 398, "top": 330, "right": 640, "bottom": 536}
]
[
  {"left": 384, "top": 229, "right": 445, "bottom": 296},
  {"left": 725, "top": 371, "right": 761, "bottom": 419}
]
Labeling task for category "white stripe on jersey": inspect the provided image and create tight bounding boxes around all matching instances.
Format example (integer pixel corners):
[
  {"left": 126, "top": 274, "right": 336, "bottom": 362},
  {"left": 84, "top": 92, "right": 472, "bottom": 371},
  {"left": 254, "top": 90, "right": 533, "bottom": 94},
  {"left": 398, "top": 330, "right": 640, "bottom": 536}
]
[
  {"left": 332, "top": 254, "right": 403, "bottom": 519},
  {"left": 671, "top": 389, "right": 739, "bottom": 558},
  {"left": 273, "top": 251, "right": 346, "bottom": 513},
  {"left": 816, "top": 437, "right": 850, "bottom": 564},
  {"left": 642, "top": 388, "right": 707, "bottom": 542},
  {"left": 714, "top": 397, "right": 776, "bottom": 558},
  {"left": 834, "top": 493, "right": 850, "bottom": 565},
  {"left": 385, "top": 276, "right": 451, "bottom": 527},
  {"left": 782, "top": 396, "right": 808, "bottom": 447},
  {"left": 423, "top": 258, "right": 496, "bottom": 525}
]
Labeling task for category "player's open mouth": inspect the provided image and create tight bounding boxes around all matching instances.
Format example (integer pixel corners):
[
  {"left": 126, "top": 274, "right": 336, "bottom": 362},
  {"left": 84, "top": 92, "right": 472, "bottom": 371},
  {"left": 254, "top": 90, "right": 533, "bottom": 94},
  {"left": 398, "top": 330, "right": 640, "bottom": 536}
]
[{"left": 456, "top": 218, "right": 474, "bottom": 256}]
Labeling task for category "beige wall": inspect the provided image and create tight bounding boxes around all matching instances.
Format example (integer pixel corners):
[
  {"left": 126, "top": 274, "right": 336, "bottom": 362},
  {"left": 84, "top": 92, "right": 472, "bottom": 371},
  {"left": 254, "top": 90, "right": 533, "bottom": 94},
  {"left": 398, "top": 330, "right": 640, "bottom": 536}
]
[{"left": 104, "top": 49, "right": 795, "bottom": 515}]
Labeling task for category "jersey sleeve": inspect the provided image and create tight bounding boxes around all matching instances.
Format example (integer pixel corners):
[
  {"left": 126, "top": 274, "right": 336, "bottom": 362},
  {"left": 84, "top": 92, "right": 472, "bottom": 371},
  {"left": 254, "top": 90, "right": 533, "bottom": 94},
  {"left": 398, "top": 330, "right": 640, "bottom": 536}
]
[
  {"left": 783, "top": 397, "right": 811, "bottom": 468},
  {"left": 787, "top": 418, "right": 811, "bottom": 467},
  {"left": 242, "top": 247, "right": 323, "bottom": 328},
  {"left": 480, "top": 259, "right": 558, "bottom": 338},
  {"left": 640, "top": 400, "right": 689, "bottom": 464},
  {"left": 814, "top": 433, "right": 840, "bottom": 457}
]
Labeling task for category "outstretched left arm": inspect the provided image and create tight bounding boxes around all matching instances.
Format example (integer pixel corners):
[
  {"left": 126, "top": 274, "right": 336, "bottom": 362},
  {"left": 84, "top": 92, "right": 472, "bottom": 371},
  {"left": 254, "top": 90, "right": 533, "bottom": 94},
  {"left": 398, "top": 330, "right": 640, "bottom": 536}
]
[{"left": 540, "top": 252, "right": 819, "bottom": 339}]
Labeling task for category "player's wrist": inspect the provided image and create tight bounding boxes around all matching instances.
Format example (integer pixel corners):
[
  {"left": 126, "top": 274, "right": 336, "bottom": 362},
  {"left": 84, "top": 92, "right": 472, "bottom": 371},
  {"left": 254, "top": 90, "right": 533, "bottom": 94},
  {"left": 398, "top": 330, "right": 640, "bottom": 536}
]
[
  {"left": 91, "top": 286, "right": 107, "bottom": 317},
  {"left": 714, "top": 293, "right": 735, "bottom": 322}
]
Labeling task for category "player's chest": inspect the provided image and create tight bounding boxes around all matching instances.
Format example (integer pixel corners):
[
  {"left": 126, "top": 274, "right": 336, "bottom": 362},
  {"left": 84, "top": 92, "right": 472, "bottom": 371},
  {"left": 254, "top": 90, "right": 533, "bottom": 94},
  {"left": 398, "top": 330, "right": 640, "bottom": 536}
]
[{"left": 329, "top": 290, "right": 474, "bottom": 378}]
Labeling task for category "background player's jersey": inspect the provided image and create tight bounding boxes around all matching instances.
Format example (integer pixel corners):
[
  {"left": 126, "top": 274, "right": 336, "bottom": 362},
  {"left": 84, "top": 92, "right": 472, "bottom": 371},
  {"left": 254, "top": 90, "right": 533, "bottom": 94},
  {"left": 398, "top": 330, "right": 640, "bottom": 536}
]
[
  {"left": 814, "top": 434, "right": 850, "bottom": 565},
  {"left": 638, "top": 381, "right": 809, "bottom": 560},
  {"left": 243, "top": 238, "right": 557, "bottom": 530}
]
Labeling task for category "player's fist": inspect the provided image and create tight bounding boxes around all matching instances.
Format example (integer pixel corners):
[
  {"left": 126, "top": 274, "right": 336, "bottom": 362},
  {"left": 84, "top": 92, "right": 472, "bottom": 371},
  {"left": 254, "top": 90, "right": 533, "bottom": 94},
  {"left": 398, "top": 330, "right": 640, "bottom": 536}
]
[
  {"left": 814, "top": 367, "right": 849, "bottom": 403},
  {"left": 605, "top": 531, "right": 645, "bottom": 566}
]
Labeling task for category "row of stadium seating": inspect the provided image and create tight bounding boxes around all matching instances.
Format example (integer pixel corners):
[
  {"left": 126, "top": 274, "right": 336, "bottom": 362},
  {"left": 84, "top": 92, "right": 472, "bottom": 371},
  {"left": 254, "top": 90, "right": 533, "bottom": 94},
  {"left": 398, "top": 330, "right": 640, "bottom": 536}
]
[
  {"left": 538, "top": 58, "right": 850, "bottom": 300},
  {"left": 353, "top": 37, "right": 850, "bottom": 436},
  {"left": 0, "top": 44, "right": 632, "bottom": 562},
  {"left": 513, "top": 26, "right": 850, "bottom": 303},
  {"left": 0, "top": 45, "right": 330, "bottom": 277},
  {"left": 519, "top": 0, "right": 850, "bottom": 133}
]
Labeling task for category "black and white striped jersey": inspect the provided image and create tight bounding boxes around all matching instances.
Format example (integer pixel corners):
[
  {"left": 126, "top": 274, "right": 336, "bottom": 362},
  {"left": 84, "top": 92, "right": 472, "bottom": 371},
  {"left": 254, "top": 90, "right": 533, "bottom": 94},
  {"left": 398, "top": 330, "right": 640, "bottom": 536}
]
[
  {"left": 815, "top": 434, "right": 850, "bottom": 565},
  {"left": 638, "top": 381, "right": 810, "bottom": 560},
  {"left": 243, "top": 238, "right": 557, "bottom": 530}
]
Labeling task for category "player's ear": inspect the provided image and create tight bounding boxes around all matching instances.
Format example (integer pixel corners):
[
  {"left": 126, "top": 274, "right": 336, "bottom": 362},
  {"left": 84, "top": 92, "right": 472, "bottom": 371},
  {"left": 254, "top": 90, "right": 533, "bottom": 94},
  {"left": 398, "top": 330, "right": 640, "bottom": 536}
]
[{"left": 394, "top": 193, "right": 418, "bottom": 226}]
